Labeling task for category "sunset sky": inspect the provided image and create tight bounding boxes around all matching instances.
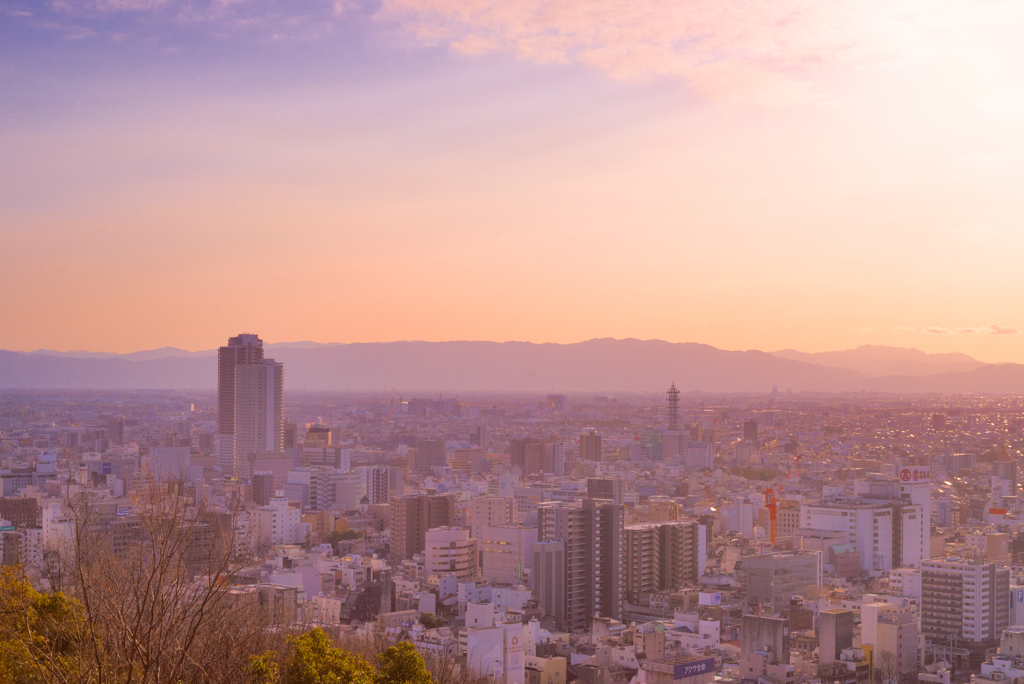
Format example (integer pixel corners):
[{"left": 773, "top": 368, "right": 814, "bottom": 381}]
[{"left": 3, "top": 0, "right": 1024, "bottom": 361}]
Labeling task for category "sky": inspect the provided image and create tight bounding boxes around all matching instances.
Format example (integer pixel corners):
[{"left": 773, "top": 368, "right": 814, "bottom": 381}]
[{"left": 2, "top": 0, "right": 1024, "bottom": 361}]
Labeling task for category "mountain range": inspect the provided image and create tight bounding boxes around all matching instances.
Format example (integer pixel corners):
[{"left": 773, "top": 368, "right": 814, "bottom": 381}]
[{"left": 0, "top": 340, "right": 1021, "bottom": 393}]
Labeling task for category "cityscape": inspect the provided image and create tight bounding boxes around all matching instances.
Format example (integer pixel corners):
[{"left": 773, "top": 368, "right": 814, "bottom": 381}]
[
  {"left": 2, "top": 333, "right": 1024, "bottom": 684},
  {"left": 4, "top": 1, "right": 1023, "bottom": 683}
]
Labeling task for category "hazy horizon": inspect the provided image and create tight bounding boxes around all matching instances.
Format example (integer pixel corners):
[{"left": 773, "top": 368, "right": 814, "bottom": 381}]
[
  {"left": 4, "top": 1, "right": 1023, "bottom": 361},
  {"left": 3, "top": 338, "right": 1003, "bottom": 363}
]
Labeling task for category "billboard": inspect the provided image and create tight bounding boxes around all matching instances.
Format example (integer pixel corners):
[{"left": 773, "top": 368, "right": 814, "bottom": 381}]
[
  {"left": 899, "top": 468, "right": 930, "bottom": 483},
  {"left": 699, "top": 592, "right": 722, "bottom": 606},
  {"left": 672, "top": 658, "right": 715, "bottom": 680},
  {"left": 116, "top": 508, "right": 132, "bottom": 517}
]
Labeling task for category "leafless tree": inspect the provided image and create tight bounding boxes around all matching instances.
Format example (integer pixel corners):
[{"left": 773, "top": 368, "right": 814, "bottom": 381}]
[
  {"left": 877, "top": 650, "right": 901, "bottom": 684},
  {"left": 40, "top": 478, "right": 287, "bottom": 684}
]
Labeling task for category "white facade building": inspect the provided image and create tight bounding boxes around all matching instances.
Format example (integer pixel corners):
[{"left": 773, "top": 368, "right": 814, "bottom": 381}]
[
  {"left": 801, "top": 495, "right": 925, "bottom": 572},
  {"left": 254, "top": 497, "right": 304, "bottom": 547}
]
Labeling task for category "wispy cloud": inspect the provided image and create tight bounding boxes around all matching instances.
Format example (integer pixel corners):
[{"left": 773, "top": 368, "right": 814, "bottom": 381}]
[
  {"left": 904, "top": 325, "right": 1018, "bottom": 335},
  {"left": 375, "top": 0, "right": 1024, "bottom": 106}
]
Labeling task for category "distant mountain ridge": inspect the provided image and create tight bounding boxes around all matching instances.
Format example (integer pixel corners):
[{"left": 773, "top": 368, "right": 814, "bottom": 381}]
[
  {"left": 770, "top": 344, "right": 986, "bottom": 377},
  {"left": 1, "top": 339, "right": 1020, "bottom": 393}
]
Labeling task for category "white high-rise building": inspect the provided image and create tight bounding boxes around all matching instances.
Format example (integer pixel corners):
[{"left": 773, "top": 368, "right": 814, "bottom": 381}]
[
  {"left": 358, "top": 467, "right": 390, "bottom": 505},
  {"left": 802, "top": 482, "right": 926, "bottom": 572},
  {"left": 921, "top": 558, "right": 1010, "bottom": 666},
  {"left": 898, "top": 471, "right": 932, "bottom": 562}
]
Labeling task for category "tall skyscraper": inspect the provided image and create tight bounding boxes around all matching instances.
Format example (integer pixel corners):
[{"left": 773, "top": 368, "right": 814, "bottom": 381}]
[
  {"left": 217, "top": 334, "right": 264, "bottom": 472},
  {"left": 233, "top": 359, "right": 284, "bottom": 479},
  {"left": 537, "top": 498, "right": 623, "bottom": 632},
  {"left": 217, "top": 334, "right": 283, "bottom": 478}
]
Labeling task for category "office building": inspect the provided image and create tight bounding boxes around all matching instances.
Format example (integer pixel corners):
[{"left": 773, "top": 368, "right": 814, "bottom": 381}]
[
  {"left": 243, "top": 451, "right": 292, "bottom": 493},
  {"left": 415, "top": 440, "right": 447, "bottom": 472},
  {"left": 253, "top": 497, "right": 303, "bottom": 547},
  {"left": 471, "top": 496, "right": 514, "bottom": 538},
  {"left": 481, "top": 524, "right": 538, "bottom": 585},
  {"left": 741, "top": 551, "right": 819, "bottom": 615},
  {"left": 253, "top": 472, "right": 275, "bottom": 506},
  {"left": 424, "top": 526, "right": 478, "bottom": 582},
  {"left": 390, "top": 494, "right": 456, "bottom": 561},
  {"left": 801, "top": 484, "right": 927, "bottom": 572},
  {"left": 546, "top": 395, "right": 569, "bottom": 412},
  {"left": 301, "top": 445, "right": 351, "bottom": 470},
  {"left": 587, "top": 478, "right": 625, "bottom": 504},
  {"left": 819, "top": 609, "right": 854, "bottom": 665},
  {"left": 876, "top": 604, "right": 919, "bottom": 682},
  {"left": 624, "top": 520, "right": 706, "bottom": 604},
  {"left": 533, "top": 541, "right": 566, "bottom": 630},
  {"left": 740, "top": 615, "right": 792, "bottom": 682},
  {"left": 0, "top": 498, "right": 39, "bottom": 528},
  {"left": 149, "top": 446, "right": 191, "bottom": 483},
  {"left": 685, "top": 441, "right": 713, "bottom": 470},
  {"left": 537, "top": 498, "right": 623, "bottom": 632}
]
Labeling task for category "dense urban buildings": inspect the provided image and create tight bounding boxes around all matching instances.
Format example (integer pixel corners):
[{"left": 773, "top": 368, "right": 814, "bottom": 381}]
[{"left": 8, "top": 355, "right": 1024, "bottom": 684}]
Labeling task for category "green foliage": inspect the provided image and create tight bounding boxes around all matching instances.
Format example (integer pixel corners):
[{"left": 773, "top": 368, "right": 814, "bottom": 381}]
[
  {"left": 376, "top": 642, "right": 433, "bottom": 684},
  {"left": 417, "top": 613, "right": 441, "bottom": 629},
  {"left": 280, "top": 628, "right": 375, "bottom": 684},
  {"left": 326, "top": 529, "right": 364, "bottom": 545},
  {"left": 0, "top": 566, "right": 88, "bottom": 684},
  {"left": 249, "top": 652, "right": 281, "bottom": 684}
]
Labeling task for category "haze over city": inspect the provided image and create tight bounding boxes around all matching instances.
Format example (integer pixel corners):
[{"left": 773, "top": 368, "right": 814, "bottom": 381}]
[
  {"left": 3, "top": 1, "right": 1024, "bottom": 361},
  {"left": 6, "top": 4, "right": 1024, "bottom": 684}
]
